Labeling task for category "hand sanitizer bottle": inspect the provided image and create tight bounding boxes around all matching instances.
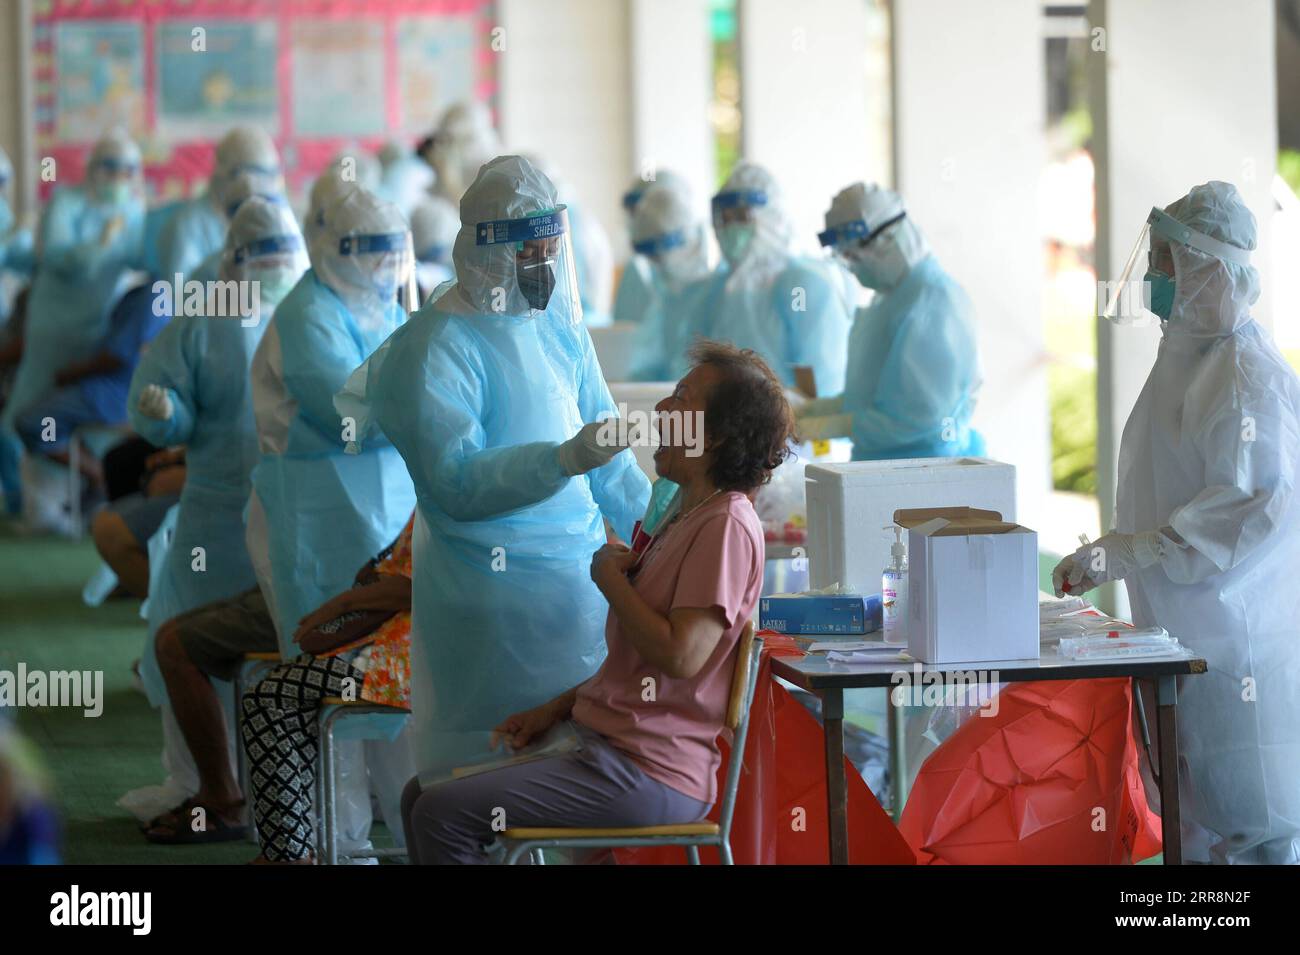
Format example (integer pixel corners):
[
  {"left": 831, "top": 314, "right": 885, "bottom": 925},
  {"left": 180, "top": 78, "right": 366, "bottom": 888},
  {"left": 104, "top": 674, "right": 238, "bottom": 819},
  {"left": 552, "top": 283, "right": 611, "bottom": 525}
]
[{"left": 882, "top": 525, "right": 909, "bottom": 645}]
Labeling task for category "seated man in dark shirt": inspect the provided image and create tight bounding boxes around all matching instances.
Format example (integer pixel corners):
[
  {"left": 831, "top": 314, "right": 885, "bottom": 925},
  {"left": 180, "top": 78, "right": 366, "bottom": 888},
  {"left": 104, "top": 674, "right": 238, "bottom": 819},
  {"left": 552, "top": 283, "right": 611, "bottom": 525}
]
[{"left": 11, "top": 281, "right": 168, "bottom": 504}]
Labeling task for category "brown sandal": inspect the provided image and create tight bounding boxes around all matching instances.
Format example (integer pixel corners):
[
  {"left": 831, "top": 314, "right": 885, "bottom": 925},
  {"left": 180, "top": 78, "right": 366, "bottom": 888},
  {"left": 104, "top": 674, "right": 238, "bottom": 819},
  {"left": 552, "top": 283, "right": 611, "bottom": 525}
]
[{"left": 142, "top": 797, "right": 249, "bottom": 844}]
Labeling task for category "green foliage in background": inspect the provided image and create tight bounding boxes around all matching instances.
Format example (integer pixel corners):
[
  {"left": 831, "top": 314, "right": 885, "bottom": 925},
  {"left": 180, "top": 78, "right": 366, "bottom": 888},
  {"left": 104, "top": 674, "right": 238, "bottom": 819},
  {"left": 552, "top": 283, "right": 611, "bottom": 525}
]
[
  {"left": 1050, "top": 363, "right": 1098, "bottom": 494},
  {"left": 1280, "top": 149, "right": 1300, "bottom": 196}
]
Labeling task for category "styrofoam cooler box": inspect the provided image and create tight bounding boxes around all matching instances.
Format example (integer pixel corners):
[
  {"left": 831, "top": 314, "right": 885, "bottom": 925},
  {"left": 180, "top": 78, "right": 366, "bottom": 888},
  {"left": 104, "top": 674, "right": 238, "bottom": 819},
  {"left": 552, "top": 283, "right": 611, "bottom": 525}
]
[
  {"left": 804, "top": 457, "right": 1017, "bottom": 595},
  {"left": 608, "top": 381, "right": 675, "bottom": 482},
  {"left": 590, "top": 323, "right": 641, "bottom": 381}
]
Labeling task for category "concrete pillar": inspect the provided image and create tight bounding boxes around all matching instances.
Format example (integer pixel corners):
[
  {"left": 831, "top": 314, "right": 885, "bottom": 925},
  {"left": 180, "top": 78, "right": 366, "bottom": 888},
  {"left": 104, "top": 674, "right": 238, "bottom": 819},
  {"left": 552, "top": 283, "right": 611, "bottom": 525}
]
[
  {"left": 892, "top": 0, "right": 1050, "bottom": 526},
  {"left": 1089, "top": 0, "right": 1277, "bottom": 535},
  {"left": 737, "top": 0, "right": 886, "bottom": 251},
  {"left": 627, "top": 0, "right": 715, "bottom": 234},
  {"left": 497, "top": 0, "right": 634, "bottom": 250}
]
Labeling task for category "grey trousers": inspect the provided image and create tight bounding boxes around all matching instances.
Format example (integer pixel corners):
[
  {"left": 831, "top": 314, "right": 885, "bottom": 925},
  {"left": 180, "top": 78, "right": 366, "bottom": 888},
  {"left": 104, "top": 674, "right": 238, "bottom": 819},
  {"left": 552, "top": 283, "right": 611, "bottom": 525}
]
[{"left": 400, "top": 724, "right": 712, "bottom": 864}]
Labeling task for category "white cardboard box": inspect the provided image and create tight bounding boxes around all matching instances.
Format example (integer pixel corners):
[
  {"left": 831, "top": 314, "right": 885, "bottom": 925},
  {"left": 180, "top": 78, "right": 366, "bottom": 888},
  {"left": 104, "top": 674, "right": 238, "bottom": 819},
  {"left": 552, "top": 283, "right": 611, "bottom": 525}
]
[
  {"left": 804, "top": 457, "right": 1016, "bottom": 595},
  {"left": 896, "top": 507, "right": 1039, "bottom": 664}
]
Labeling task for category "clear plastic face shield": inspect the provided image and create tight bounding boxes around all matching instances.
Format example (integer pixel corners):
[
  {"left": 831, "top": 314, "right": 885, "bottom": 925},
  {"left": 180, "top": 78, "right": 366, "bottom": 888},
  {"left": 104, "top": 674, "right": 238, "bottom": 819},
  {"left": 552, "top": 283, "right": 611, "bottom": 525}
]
[
  {"left": 475, "top": 206, "right": 582, "bottom": 323},
  {"left": 817, "top": 212, "right": 905, "bottom": 266},
  {"left": 335, "top": 230, "right": 416, "bottom": 312},
  {"left": 223, "top": 161, "right": 282, "bottom": 197},
  {"left": 1102, "top": 206, "right": 1252, "bottom": 325},
  {"left": 232, "top": 233, "right": 307, "bottom": 308},
  {"left": 633, "top": 228, "right": 699, "bottom": 287},
  {"left": 818, "top": 211, "right": 907, "bottom": 290},
  {"left": 711, "top": 189, "right": 766, "bottom": 231}
]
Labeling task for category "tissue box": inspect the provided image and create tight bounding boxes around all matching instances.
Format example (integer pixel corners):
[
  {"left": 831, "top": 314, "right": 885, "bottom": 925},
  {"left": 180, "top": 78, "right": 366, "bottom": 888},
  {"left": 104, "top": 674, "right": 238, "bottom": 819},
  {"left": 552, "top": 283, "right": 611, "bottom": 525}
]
[
  {"left": 759, "top": 594, "right": 883, "bottom": 635},
  {"left": 894, "top": 507, "right": 1038, "bottom": 664}
]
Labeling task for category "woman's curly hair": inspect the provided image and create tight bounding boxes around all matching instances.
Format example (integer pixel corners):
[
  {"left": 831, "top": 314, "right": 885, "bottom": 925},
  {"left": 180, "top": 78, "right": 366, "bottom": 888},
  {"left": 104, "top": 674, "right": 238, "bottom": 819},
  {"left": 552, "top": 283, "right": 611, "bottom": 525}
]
[{"left": 688, "top": 340, "right": 794, "bottom": 493}]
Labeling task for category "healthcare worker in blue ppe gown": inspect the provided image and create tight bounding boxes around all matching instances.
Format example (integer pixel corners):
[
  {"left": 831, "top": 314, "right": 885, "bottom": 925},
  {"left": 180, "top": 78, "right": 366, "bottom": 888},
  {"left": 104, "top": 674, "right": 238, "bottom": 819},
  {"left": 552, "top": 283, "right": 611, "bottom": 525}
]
[
  {"left": 1055, "top": 182, "right": 1300, "bottom": 865},
  {"left": 0, "top": 130, "right": 145, "bottom": 515},
  {"left": 697, "top": 161, "right": 851, "bottom": 395},
  {"left": 0, "top": 146, "right": 36, "bottom": 307},
  {"left": 158, "top": 126, "right": 284, "bottom": 283},
  {"left": 336, "top": 155, "right": 651, "bottom": 775},
  {"left": 627, "top": 185, "right": 712, "bottom": 382},
  {"left": 129, "top": 197, "right": 309, "bottom": 703},
  {"left": 797, "top": 183, "right": 985, "bottom": 459},
  {"left": 612, "top": 169, "right": 694, "bottom": 330},
  {"left": 188, "top": 174, "right": 290, "bottom": 286},
  {"left": 249, "top": 187, "right": 417, "bottom": 656}
]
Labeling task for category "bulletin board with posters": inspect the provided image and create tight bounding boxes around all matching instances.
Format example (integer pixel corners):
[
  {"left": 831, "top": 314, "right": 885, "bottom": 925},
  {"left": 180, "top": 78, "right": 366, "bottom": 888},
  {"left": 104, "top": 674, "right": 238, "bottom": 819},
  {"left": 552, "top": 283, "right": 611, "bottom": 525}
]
[{"left": 28, "top": 0, "right": 497, "bottom": 202}]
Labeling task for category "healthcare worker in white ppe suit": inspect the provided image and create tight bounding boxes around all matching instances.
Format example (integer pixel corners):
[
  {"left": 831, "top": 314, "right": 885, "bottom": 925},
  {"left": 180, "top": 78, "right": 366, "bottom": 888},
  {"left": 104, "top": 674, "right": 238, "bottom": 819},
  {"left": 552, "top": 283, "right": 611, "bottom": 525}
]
[
  {"left": 1054, "top": 181, "right": 1300, "bottom": 865},
  {"left": 336, "top": 155, "right": 651, "bottom": 777}
]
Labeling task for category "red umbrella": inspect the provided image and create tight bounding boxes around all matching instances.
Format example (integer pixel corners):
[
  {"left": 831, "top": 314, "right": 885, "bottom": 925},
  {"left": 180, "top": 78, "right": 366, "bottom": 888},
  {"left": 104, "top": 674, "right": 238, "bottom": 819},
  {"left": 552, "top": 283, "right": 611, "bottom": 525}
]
[{"left": 900, "top": 678, "right": 1161, "bottom": 864}]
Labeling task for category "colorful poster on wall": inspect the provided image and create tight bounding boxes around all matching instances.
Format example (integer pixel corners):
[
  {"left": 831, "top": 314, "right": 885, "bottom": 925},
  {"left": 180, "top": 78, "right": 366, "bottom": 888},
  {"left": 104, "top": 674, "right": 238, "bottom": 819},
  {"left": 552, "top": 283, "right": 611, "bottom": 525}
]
[
  {"left": 156, "top": 20, "right": 280, "bottom": 139},
  {"left": 396, "top": 14, "right": 479, "bottom": 135},
  {"left": 53, "top": 19, "right": 146, "bottom": 143},
  {"left": 291, "top": 19, "right": 387, "bottom": 139},
  {"left": 29, "top": 0, "right": 498, "bottom": 202}
]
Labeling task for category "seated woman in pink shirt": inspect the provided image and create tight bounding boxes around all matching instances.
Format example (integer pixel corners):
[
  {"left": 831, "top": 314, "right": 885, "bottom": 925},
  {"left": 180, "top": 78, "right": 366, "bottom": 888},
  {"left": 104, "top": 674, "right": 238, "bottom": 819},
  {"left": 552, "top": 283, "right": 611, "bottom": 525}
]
[{"left": 401, "top": 340, "right": 793, "bottom": 864}]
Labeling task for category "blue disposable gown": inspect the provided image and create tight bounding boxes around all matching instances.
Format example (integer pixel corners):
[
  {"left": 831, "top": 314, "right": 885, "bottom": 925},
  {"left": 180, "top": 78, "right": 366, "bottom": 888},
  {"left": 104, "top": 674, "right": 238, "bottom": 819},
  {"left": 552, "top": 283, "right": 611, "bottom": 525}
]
[
  {"left": 696, "top": 256, "right": 851, "bottom": 395},
  {"left": 157, "top": 194, "right": 224, "bottom": 283},
  {"left": 629, "top": 275, "right": 714, "bottom": 382},
  {"left": 139, "top": 200, "right": 185, "bottom": 280},
  {"left": 250, "top": 271, "right": 416, "bottom": 654},
  {"left": 348, "top": 293, "right": 650, "bottom": 772},
  {"left": 127, "top": 303, "right": 270, "bottom": 705},
  {"left": 612, "top": 255, "right": 654, "bottom": 326},
  {"left": 843, "top": 256, "right": 985, "bottom": 460},
  {"left": 2, "top": 186, "right": 144, "bottom": 430}
]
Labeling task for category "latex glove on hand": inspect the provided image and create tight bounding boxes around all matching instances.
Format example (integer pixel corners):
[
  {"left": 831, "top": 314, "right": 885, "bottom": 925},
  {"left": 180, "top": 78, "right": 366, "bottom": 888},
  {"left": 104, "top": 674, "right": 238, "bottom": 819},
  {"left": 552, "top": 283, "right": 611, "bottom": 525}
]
[
  {"left": 556, "top": 420, "right": 631, "bottom": 476},
  {"left": 137, "top": 384, "right": 175, "bottom": 421},
  {"left": 1052, "top": 530, "right": 1168, "bottom": 597}
]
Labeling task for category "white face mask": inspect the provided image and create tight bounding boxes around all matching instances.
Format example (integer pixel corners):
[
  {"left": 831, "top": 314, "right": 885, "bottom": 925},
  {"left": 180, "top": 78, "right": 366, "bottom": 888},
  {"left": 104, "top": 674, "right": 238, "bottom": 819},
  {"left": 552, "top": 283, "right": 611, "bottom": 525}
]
[
  {"left": 249, "top": 267, "right": 300, "bottom": 308},
  {"left": 718, "top": 224, "right": 756, "bottom": 266},
  {"left": 97, "top": 180, "right": 133, "bottom": 206}
]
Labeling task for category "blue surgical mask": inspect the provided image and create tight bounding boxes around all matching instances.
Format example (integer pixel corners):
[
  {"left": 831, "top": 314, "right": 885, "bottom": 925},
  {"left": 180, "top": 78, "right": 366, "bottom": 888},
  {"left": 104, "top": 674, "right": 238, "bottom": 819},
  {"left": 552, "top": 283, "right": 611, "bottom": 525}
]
[
  {"left": 642, "top": 478, "right": 681, "bottom": 536},
  {"left": 1144, "top": 269, "right": 1175, "bottom": 321},
  {"left": 718, "top": 224, "right": 755, "bottom": 266}
]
